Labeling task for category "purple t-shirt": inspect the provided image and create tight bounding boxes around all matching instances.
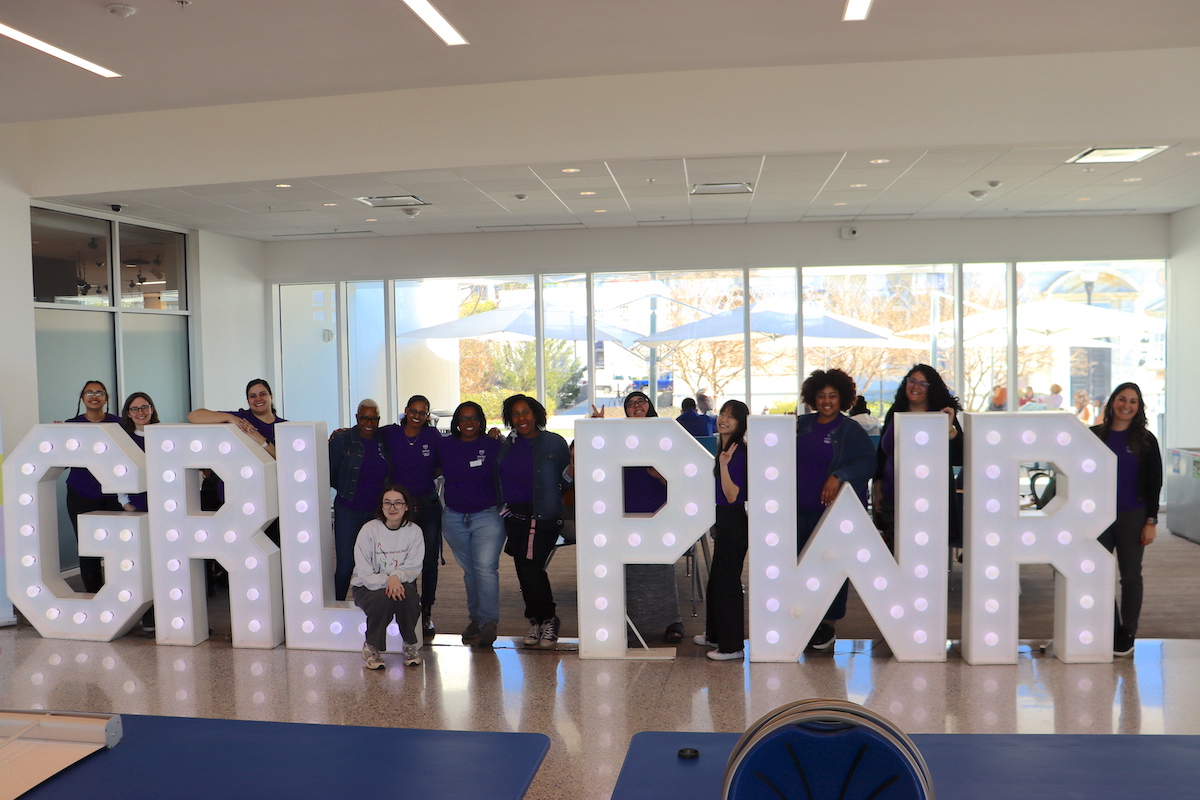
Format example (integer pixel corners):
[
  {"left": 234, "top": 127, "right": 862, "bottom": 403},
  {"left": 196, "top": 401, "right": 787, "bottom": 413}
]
[
  {"left": 796, "top": 415, "right": 842, "bottom": 511},
  {"left": 440, "top": 435, "right": 500, "bottom": 514},
  {"left": 225, "top": 409, "right": 286, "bottom": 444},
  {"left": 339, "top": 436, "right": 390, "bottom": 511},
  {"left": 380, "top": 425, "right": 441, "bottom": 497},
  {"left": 1105, "top": 428, "right": 1142, "bottom": 513},
  {"left": 498, "top": 435, "right": 535, "bottom": 505},
  {"left": 880, "top": 422, "right": 896, "bottom": 502},
  {"left": 716, "top": 442, "right": 748, "bottom": 505},
  {"left": 65, "top": 413, "right": 121, "bottom": 498},
  {"left": 623, "top": 467, "right": 667, "bottom": 514}
]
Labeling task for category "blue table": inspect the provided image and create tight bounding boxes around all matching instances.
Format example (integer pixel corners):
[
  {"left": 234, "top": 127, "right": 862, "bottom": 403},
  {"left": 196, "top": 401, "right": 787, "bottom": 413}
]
[
  {"left": 613, "top": 731, "right": 1200, "bottom": 799},
  {"left": 26, "top": 714, "right": 550, "bottom": 799}
]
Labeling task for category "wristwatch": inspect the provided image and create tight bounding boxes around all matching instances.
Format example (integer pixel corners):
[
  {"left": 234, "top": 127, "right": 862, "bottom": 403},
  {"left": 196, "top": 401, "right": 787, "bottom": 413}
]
[{"left": 1146, "top": 517, "right": 1157, "bottom": 525}]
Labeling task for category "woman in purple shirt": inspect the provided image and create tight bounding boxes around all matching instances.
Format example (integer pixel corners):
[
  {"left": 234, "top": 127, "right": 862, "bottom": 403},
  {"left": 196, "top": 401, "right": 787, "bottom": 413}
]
[
  {"left": 694, "top": 400, "right": 749, "bottom": 661},
  {"left": 120, "top": 391, "right": 160, "bottom": 633},
  {"left": 64, "top": 379, "right": 122, "bottom": 593},
  {"left": 439, "top": 401, "right": 504, "bottom": 647},
  {"left": 1091, "top": 382, "right": 1162, "bottom": 657}
]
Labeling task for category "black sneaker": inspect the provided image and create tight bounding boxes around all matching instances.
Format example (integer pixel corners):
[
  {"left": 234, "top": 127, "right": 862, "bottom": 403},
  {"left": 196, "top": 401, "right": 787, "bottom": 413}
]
[
  {"left": 478, "top": 621, "right": 498, "bottom": 648},
  {"left": 807, "top": 622, "right": 836, "bottom": 651},
  {"left": 422, "top": 615, "right": 436, "bottom": 641},
  {"left": 461, "top": 620, "right": 481, "bottom": 646},
  {"left": 1114, "top": 629, "right": 1135, "bottom": 657}
]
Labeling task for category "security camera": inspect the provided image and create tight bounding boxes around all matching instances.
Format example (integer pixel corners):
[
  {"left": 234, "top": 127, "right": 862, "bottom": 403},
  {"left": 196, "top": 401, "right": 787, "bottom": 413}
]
[
  {"left": 111, "top": 204, "right": 124, "bottom": 213},
  {"left": 402, "top": 208, "right": 420, "bottom": 218},
  {"left": 515, "top": 193, "right": 528, "bottom": 201}
]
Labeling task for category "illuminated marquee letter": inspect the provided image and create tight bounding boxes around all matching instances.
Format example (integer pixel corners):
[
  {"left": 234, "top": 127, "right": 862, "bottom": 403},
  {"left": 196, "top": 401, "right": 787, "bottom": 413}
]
[
  {"left": 748, "top": 414, "right": 949, "bottom": 662},
  {"left": 146, "top": 424, "right": 283, "bottom": 648},
  {"left": 275, "top": 422, "right": 402, "bottom": 651},
  {"left": 575, "top": 418, "right": 716, "bottom": 659},
  {"left": 3, "top": 424, "right": 151, "bottom": 641},
  {"left": 962, "top": 412, "right": 1117, "bottom": 664}
]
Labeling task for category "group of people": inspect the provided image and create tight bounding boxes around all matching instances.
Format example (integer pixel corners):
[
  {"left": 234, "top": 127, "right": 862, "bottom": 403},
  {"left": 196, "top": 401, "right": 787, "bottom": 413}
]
[{"left": 57, "top": 364, "right": 1161, "bottom": 667}]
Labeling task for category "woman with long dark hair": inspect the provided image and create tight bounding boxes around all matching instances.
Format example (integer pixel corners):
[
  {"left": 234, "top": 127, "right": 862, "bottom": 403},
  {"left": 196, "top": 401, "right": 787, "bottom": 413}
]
[
  {"left": 1091, "top": 382, "right": 1162, "bottom": 657},
  {"left": 874, "top": 364, "right": 964, "bottom": 549},
  {"left": 65, "top": 380, "right": 122, "bottom": 593},
  {"left": 440, "top": 401, "right": 505, "bottom": 647},
  {"left": 795, "top": 370, "right": 875, "bottom": 651},
  {"left": 694, "top": 399, "right": 749, "bottom": 661},
  {"left": 119, "top": 391, "right": 161, "bottom": 633},
  {"left": 352, "top": 484, "right": 425, "bottom": 669},
  {"left": 496, "top": 394, "right": 572, "bottom": 649}
]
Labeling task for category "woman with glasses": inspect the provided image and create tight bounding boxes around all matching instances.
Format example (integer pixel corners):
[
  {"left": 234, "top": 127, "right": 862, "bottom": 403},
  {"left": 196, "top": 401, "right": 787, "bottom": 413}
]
[
  {"left": 1091, "top": 383, "right": 1162, "bottom": 657},
  {"left": 119, "top": 391, "right": 160, "bottom": 633},
  {"left": 874, "top": 364, "right": 964, "bottom": 550},
  {"left": 378, "top": 395, "right": 444, "bottom": 640},
  {"left": 64, "top": 380, "right": 122, "bottom": 593},
  {"left": 439, "top": 401, "right": 504, "bottom": 647},
  {"left": 497, "top": 394, "right": 572, "bottom": 649},
  {"left": 352, "top": 484, "right": 425, "bottom": 670}
]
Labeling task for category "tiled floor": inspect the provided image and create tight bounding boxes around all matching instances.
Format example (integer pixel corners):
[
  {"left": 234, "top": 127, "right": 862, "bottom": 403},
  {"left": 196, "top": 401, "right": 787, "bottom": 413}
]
[{"left": 1, "top": 624, "right": 1197, "bottom": 800}]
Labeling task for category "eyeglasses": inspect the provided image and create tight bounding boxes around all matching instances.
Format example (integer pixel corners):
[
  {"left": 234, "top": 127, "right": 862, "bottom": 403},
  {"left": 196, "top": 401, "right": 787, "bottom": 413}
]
[
  {"left": 84, "top": 390, "right": 107, "bottom": 398},
  {"left": 381, "top": 500, "right": 407, "bottom": 509},
  {"left": 626, "top": 397, "right": 650, "bottom": 406},
  {"left": 129, "top": 404, "right": 152, "bottom": 413},
  {"left": 357, "top": 415, "right": 381, "bottom": 422},
  {"left": 906, "top": 377, "right": 931, "bottom": 389},
  {"left": 407, "top": 409, "right": 430, "bottom": 417}
]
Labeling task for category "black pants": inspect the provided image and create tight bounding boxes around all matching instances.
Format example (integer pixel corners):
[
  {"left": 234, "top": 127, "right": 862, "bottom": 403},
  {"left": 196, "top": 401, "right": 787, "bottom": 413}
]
[
  {"left": 413, "top": 492, "right": 443, "bottom": 613},
  {"left": 66, "top": 487, "right": 121, "bottom": 594},
  {"left": 504, "top": 515, "right": 561, "bottom": 622},
  {"left": 353, "top": 584, "right": 420, "bottom": 651},
  {"left": 1098, "top": 506, "right": 1147, "bottom": 639},
  {"left": 705, "top": 504, "right": 748, "bottom": 654},
  {"left": 797, "top": 507, "right": 849, "bottom": 621}
]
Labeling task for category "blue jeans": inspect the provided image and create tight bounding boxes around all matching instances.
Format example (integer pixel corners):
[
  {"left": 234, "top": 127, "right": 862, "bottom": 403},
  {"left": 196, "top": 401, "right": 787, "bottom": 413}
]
[
  {"left": 441, "top": 506, "right": 505, "bottom": 625},
  {"left": 334, "top": 503, "right": 378, "bottom": 602}
]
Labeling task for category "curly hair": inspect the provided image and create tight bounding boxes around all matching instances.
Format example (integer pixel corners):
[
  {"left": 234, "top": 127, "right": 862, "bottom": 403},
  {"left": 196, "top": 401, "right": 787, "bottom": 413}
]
[
  {"left": 501, "top": 394, "right": 548, "bottom": 430},
  {"left": 800, "top": 369, "right": 857, "bottom": 412},
  {"left": 888, "top": 364, "right": 961, "bottom": 414}
]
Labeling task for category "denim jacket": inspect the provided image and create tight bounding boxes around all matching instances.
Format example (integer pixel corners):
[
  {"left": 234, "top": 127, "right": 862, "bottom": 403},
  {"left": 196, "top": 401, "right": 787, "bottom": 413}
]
[
  {"left": 329, "top": 427, "right": 392, "bottom": 506},
  {"left": 795, "top": 412, "right": 875, "bottom": 504},
  {"left": 497, "top": 429, "right": 572, "bottom": 520}
]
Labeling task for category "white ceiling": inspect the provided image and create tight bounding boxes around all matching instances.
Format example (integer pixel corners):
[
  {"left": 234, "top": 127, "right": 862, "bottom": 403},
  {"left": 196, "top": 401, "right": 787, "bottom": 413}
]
[{"left": 10, "top": 0, "right": 1200, "bottom": 239}]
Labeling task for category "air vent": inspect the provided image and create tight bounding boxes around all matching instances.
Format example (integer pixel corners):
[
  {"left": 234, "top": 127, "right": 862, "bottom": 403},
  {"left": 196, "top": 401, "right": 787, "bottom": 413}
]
[
  {"left": 1067, "top": 147, "right": 1167, "bottom": 164},
  {"left": 354, "top": 195, "right": 429, "bottom": 208},
  {"left": 272, "top": 230, "right": 374, "bottom": 237},
  {"left": 690, "top": 183, "right": 753, "bottom": 195}
]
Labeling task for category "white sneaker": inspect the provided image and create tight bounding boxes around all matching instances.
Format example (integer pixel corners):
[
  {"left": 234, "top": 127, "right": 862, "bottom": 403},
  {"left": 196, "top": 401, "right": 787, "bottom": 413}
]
[
  {"left": 361, "top": 643, "right": 385, "bottom": 670},
  {"left": 539, "top": 616, "right": 560, "bottom": 649},
  {"left": 403, "top": 642, "right": 421, "bottom": 666},
  {"left": 523, "top": 618, "right": 542, "bottom": 646},
  {"left": 693, "top": 633, "right": 718, "bottom": 648},
  {"left": 706, "top": 649, "right": 744, "bottom": 661}
]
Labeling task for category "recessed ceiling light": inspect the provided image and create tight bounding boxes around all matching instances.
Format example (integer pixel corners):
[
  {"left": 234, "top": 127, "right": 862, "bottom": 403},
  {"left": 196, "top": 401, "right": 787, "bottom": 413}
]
[
  {"left": 400, "top": 0, "right": 469, "bottom": 46},
  {"left": 833, "top": 202, "right": 847, "bottom": 206},
  {"left": 562, "top": 168, "right": 581, "bottom": 173},
  {"left": 0, "top": 20, "right": 121, "bottom": 77},
  {"left": 850, "top": 184, "right": 867, "bottom": 188},
  {"left": 323, "top": 203, "right": 338, "bottom": 206},
  {"left": 1068, "top": 147, "right": 1168, "bottom": 164},
  {"left": 1076, "top": 197, "right": 1091, "bottom": 202},
  {"left": 365, "top": 218, "right": 378, "bottom": 222},
  {"left": 1122, "top": 178, "right": 1142, "bottom": 183},
  {"left": 843, "top": 0, "right": 873, "bottom": 21},
  {"left": 594, "top": 209, "right": 607, "bottom": 213},
  {"left": 690, "top": 183, "right": 753, "bottom": 195},
  {"left": 1186, "top": 151, "right": 1200, "bottom": 157},
  {"left": 580, "top": 191, "right": 596, "bottom": 196},
  {"left": 275, "top": 184, "right": 292, "bottom": 188},
  {"left": 869, "top": 159, "right": 890, "bottom": 164}
]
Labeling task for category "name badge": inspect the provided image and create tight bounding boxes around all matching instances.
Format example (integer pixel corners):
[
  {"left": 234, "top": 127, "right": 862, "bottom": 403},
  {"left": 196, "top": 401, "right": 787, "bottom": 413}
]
[{"left": 470, "top": 459, "right": 484, "bottom": 468}]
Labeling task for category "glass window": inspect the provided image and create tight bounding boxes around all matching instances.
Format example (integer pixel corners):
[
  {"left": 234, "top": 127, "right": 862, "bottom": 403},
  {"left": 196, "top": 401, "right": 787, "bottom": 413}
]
[
  {"left": 542, "top": 274, "right": 591, "bottom": 436},
  {"left": 279, "top": 283, "right": 340, "bottom": 431},
  {"left": 119, "top": 313, "right": 191, "bottom": 425},
  {"left": 956, "top": 264, "right": 1010, "bottom": 412},
  {"left": 31, "top": 208, "right": 112, "bottom": 307},
  {"left": 395, "top": 276, "right": 535, "bottom": 428},
  {"left": 118, "top": 223, "right": 186, "bottom": 310},
  {"left": 346, "top": 281, "right": 387, "bottom": 422},
  {"left": 748, "top": 268, "right": 800, "bottom": 414}
]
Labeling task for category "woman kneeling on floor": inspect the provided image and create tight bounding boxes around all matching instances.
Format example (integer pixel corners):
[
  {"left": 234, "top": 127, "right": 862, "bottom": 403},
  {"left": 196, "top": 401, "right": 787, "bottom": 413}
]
[{"left": 353, "top": 484, "right": 425, "bottom": 670}]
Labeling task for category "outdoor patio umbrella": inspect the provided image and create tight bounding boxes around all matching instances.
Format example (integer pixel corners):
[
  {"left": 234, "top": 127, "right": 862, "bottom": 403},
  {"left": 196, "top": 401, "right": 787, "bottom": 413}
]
[
  {"left": 397, "top": 303, "right": 641, "bottom": 346},
  {"left": 634, "top": 299, "right": 926, "bottom": 349},
  {"left": 900, "top": 298, "right": 1160, "bottom": 347}
]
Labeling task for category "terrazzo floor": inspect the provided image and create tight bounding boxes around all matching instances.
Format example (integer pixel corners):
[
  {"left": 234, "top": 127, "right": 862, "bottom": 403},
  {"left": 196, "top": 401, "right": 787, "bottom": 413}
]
[{"left": 2, "top": 622, "right": 1197, "bottom": 800}]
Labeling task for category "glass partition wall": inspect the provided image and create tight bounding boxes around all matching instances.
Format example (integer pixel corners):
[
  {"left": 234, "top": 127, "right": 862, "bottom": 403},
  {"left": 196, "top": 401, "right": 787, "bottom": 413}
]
[{"left": 278, "top": 262, "right": 1166, "bottom": 436}]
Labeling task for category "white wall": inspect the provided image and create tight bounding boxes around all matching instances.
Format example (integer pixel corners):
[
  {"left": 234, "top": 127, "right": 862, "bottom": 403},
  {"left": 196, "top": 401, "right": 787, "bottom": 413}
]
[
  {"left": 191, "top": 231, "right": 271, "bottom": 409},
  {"left": 0, "top": 130, "right": 36, "bottom": 452},
  {"left": 265, "top": 215, "right": 1169, "bottom": 282},
  {"left": 1168, "top": 204, "right": 1200, "bottom": 448}
]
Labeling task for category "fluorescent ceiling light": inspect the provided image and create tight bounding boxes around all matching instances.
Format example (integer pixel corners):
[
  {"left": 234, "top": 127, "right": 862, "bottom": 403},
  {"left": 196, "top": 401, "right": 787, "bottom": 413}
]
[
  {"left": 0, "top": 20, "right": 121, "bottom": 77},
  {"left": 401, "top": 0, "right": 469, "bottom": 46},
  {"left": 1068, "top": 146, "right": 1168, "bottom": 164},
  {"left": 690, "top": 183, "right": 754, "bottom": 195},
  {"left": 843, "top": 0, "right": 873, "bottom": 21},
  {"left": 354, "top": 195, "right": 429, "bottom": 207}
]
